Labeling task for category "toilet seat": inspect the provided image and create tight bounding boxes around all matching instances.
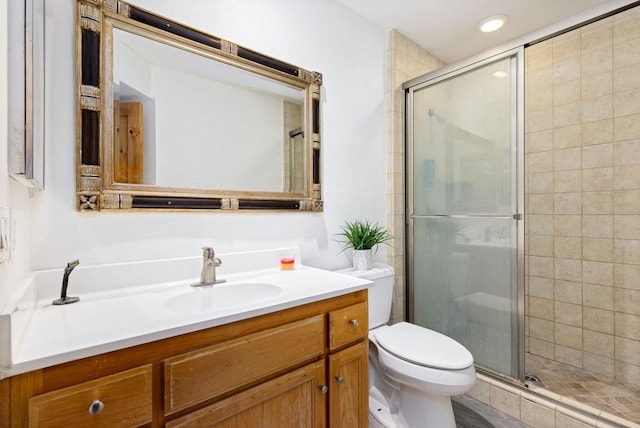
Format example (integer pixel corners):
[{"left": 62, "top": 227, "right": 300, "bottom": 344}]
[
  {"left": 373, "top": 322, "right": 473, "bottom": 370},
  {"left": 372, "top": 338, "right": 476, "bottom": 396}
]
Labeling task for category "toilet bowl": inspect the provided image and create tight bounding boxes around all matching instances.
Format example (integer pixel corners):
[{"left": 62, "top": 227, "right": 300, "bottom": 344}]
[{"left": 339, "top": 264, "right": 476, "bottom": 428}]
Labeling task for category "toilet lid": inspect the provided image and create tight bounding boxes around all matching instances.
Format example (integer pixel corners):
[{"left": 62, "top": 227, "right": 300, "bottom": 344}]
[{"left": 373, "top": 322, "right": 474, "bottom": 370}]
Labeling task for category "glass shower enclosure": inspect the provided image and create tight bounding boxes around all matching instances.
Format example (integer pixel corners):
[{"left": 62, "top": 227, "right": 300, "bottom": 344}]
[{"left": 405, "top": 48, "right": 524, "bottom": 380}]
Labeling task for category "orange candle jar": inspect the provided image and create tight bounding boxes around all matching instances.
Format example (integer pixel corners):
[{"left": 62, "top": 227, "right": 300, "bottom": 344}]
[{"left": 280, "top": 255, "right": 295, "bottom": 270}]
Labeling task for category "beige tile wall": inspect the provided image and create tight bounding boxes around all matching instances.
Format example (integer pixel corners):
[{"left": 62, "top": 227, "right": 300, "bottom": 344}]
[
  {"left": 525, "top": 6, "right": 640, "bottom": 385},
  {"left": 386, "top": 30, "right": 444, "bottom": 323}
]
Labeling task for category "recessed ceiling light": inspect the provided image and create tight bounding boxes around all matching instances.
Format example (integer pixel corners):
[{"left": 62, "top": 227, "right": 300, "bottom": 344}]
[
  {"left": 493, "top": 71, "right": 508, "bottom": 78},
  {"left": 478, "top": 15, "right": 508, "bottom": 33}
]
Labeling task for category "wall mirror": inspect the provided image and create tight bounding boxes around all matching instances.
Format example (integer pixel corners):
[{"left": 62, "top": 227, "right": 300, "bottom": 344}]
[{"left": 76, "top": 0, "right": 323, "bottom": 211}]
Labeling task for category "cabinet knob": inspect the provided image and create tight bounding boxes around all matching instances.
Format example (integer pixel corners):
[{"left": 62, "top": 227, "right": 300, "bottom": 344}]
[
  {"left": 335, "top": 376, "right": 344, "bottom": 384},
  {"left": 317, "top": 384, "right": 328, "bottom": 394},
  {"left": 88, "top": 399, "right": 105, "bottom": 415},
  {"left": 349, "top": 319, "right": 359, "bottom": 327}
]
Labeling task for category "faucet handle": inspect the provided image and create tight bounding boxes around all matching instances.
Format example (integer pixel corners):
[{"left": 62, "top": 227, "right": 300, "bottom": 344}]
[
  {"left": 66, "top": 259, "right": 80, "bottom": 272},
  {"left": 202, "top": 246, "right": 214, "bottom": 258}
]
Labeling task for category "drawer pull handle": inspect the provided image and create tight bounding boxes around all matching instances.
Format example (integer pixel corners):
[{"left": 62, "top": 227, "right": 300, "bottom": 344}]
[
  {"left": 350, "top": 319, "right": 359, "bottom": 327},
  {"left": 89, "top": 399, "right": 105, "bottom": 415},
  {"left": 317, "top": 384, "right": 328, "bottom": 394},
  {"left": 335, "top": 376, "right": 344, "bottom": 384}
]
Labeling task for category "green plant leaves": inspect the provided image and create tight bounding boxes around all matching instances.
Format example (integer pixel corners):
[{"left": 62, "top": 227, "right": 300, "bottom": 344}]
[{"left": 336, "top": 219, "right": 392, "bottom": 252}]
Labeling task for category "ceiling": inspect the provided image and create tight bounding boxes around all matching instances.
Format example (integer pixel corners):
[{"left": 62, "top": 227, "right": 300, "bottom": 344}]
[{"left": 334, "top": 0, "right": 636, "bottom": 63}]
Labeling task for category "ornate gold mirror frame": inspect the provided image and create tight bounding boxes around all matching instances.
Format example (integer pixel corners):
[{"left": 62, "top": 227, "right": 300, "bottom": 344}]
[{"left": 76, "top": 0, "right": 323, "bottom": 212}]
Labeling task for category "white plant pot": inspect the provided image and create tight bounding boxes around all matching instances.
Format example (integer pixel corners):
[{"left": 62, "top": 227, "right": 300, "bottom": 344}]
[{"left": 352, "top": 249, "right": 373, "bottom": 270}]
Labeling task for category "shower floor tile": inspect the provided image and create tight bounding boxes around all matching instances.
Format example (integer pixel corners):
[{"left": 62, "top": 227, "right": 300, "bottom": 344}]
[{"left": 526, "top": 354, "right": 640, "bottom": 425}]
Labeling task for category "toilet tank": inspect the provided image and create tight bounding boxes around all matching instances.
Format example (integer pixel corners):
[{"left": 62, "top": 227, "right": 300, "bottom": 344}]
[{"left": 337, "top": 264, "right": 395, "bottom": 329}]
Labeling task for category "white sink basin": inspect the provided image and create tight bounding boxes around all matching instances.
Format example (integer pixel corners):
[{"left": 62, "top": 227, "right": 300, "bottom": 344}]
[{"left": 164, "top": 282, "right": 283, "bottom": 313}]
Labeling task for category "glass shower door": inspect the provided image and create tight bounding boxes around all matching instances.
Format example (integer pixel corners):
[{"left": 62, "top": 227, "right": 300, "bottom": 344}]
[{"left": 406, "top": 50, "right": 523, "bottom": 379}]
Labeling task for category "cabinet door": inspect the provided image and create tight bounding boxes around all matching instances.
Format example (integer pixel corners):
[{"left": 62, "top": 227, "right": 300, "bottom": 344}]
[
  {"left": 166, "top": 361, "right": 326, "bottom": 428},
  {"left": 328, "top": 341, "right": 368, "bottom": 428}
]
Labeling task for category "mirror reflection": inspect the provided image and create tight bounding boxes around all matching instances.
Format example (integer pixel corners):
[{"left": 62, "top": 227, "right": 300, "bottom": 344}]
[{"left": 112, "top": 28, "right": 306, "bottom": 193}]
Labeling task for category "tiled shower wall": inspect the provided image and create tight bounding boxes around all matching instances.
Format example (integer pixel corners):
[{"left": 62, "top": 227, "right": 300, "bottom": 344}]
[
  {"left": 386, "top": 30, "right": 444, "bottom": 323},
  {"left": 525, "top": 6, "right": 640, "bottom": 385}
]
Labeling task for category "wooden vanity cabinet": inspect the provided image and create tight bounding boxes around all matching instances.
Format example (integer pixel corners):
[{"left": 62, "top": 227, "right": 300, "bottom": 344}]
[{"left": 0, "top": 290, "right": 368, "bottom": 428}]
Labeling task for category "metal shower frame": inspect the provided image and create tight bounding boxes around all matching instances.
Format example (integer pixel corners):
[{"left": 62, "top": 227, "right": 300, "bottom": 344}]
[{"left": 403, "top": 47, "right": 526, "bottom": 383}]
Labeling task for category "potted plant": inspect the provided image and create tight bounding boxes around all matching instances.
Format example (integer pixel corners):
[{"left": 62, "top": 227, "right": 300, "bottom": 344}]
[{"left": 337, "top": 219, "right": 392, "bottom": 270}]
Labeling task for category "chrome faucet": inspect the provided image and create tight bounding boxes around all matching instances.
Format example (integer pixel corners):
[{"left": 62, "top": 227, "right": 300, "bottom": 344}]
[{"left": 193, "top": 247, "right": 225, "bottom": 286}]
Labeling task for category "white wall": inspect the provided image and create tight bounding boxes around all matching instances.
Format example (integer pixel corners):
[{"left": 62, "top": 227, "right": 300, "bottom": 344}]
[
  {"left": 0, "top": 2, "right": 33, "bottom": 309},
  {"left": 151, "top": 66, "right": 285, "bottom": 191},
  {"left": 0, "top": 0, "right": 387, "bottom": 303}
]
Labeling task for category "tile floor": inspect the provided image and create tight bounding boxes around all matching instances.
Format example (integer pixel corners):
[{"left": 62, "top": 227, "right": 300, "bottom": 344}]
[{"left": 526, "top": 353, "right": 640, "bottom": 425}]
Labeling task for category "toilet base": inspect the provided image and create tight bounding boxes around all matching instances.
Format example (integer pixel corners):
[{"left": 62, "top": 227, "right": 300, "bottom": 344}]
[
  {"left": 369, "top": 385, "right": 456, "bottom": 428},
  {"left": 368, "top": 386, "right": 410, "bottom": 428},
  {"left": 400, "top": 385, "right": 456, "bottom": 428},
  {"left": 368, "top": 384, "right": 457, "bottom": 428},
  {"left": 369, "top": 393, "right": 394, "bottom": 428}
]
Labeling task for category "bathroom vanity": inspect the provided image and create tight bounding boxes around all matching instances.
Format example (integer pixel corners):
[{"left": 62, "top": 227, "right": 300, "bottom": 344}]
[{"left": 0, "top": 249, "right": 370, "bottom": 427}]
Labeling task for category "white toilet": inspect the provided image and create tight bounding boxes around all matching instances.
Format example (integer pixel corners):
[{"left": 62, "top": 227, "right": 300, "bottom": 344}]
[{"left": 339, "top": 264, "right": 476, "bottom": 428}]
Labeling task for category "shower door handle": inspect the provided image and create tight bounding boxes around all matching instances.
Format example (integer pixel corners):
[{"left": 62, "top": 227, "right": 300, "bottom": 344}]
[{"left": 410, "top": 214, "right": 517, "bottom": 219}]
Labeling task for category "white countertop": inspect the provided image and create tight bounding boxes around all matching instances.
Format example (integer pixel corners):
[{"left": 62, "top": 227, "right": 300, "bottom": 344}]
[{"left": 1, "top": 248, "right": 370, "bottom": 378}]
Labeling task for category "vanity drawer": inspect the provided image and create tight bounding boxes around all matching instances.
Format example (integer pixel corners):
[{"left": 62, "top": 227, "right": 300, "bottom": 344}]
[
  {"left": 329, "top": 301, "right": 368, "bottom": 350},
  {"left": 164, "top": 315, "right": 325, "bottom": 414},
  {"left": 28, "top": 364, "right": 152, "bottom": 428}
]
